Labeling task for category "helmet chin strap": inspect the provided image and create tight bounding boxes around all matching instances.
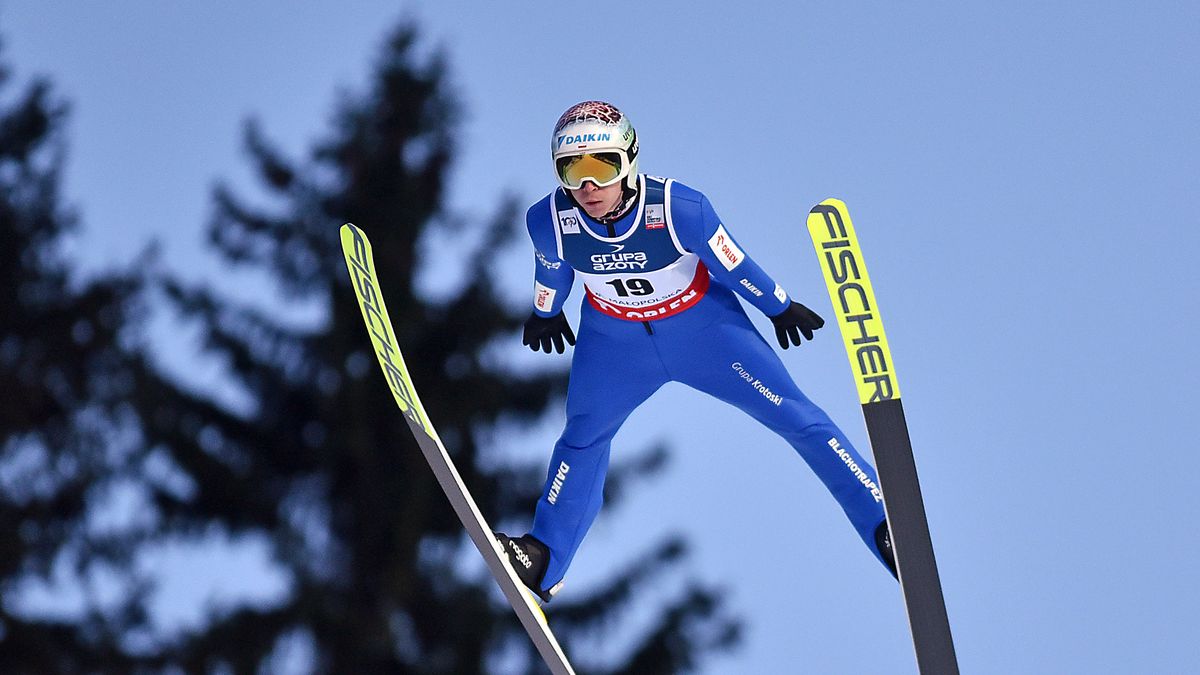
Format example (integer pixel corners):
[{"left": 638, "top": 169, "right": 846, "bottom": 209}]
[{"left": 575, "top": 181, "right": 638, "bottom": 226}]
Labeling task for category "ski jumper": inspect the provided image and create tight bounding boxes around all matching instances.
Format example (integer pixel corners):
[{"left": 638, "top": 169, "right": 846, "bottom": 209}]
[{"left": 526, "top": 175, "right": 889, "bottom": 590}]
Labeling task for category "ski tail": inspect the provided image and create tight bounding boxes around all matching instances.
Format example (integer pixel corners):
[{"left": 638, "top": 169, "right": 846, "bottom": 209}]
[
  {"left": 339, "top": 223, "right": 575, "bottom": 675},
  {"left": 806, "top": 200, "right": 959, "bottom": 675}
]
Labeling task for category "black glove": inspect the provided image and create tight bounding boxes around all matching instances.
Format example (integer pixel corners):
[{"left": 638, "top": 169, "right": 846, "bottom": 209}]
[
  {"left": 522, "top": 311, "right": 576, "bottom": 354},
  {"left": 769, "top": 301, "right": 825, "bottom": 349}
]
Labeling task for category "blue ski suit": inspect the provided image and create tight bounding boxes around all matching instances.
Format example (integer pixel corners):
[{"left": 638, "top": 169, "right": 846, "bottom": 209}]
[{"left": 526, "top": 175, "right": 889, "bottom": 591}]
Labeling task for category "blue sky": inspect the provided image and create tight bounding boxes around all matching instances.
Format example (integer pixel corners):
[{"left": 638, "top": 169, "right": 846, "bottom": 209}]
[{"left": 6, "top": 2, "right": 1199, "bottom": 672}]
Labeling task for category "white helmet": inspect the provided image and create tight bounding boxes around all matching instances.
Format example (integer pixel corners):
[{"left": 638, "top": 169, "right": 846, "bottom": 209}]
[{"left": 551, "top": 101, "right": 639, "bottom": 191}]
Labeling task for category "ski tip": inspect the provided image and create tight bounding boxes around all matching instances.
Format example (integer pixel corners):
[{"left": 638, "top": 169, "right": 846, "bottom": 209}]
[
  {"left": 810, "top": 197, "right": 847, "bottom": 213},
  {"left": 340, "top": 222, "right": 359, "bottom": 234}
]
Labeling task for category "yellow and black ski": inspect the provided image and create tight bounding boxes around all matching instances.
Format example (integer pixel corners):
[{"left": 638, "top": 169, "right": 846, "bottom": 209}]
[
  {"left": 807, "top": 199, "right": 958, "bottom": 675},
  {"left": 340, "top": 223, "right": 575, "bottom": 675}
]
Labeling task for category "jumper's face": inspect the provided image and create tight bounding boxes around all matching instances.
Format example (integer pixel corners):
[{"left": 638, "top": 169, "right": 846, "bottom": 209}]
[{"left": 571, "top": 180, "right": 624, "bottom": 219}]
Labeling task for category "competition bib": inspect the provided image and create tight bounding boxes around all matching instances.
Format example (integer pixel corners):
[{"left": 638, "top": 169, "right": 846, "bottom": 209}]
[{"left": 579, "top": 256, "right": 709, "bottom": 321}]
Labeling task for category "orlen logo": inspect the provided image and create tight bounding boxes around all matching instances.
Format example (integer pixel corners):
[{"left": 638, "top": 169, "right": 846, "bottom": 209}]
[
  {"left": 534, "top": 281, "right": 556, "bottom": 312},
  {"left": 557, "top": 132, "right": 612, "bottom": 148},
  {"left": 707, "top": 224, "right": 744, "bottom": 271}
]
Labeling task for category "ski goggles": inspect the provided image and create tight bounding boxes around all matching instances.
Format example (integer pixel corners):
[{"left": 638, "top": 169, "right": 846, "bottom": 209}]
[{"left": 554, "top": 151, "right": 629, "bottom": 190}]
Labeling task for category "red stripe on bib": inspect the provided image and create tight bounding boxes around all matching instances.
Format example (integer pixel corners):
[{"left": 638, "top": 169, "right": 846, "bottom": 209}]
[{"left": 585, "top": 262, "right": 711, "bottom": 321}]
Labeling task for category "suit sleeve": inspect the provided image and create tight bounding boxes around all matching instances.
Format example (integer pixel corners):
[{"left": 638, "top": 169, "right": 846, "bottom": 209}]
[
  {"left": 526, "top": 200, "right": 575, "bottom": 317},
  {"left": 673, "top": 190, "right": 790, "bottom": 317}
]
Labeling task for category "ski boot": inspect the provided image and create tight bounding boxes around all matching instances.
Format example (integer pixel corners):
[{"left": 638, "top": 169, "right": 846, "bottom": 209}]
[
  {"left": 875, "top": 520, "right": 898, "bottom": 579},
  {"left": 494, "top": 532, "right": 562, "bottom": 603}
]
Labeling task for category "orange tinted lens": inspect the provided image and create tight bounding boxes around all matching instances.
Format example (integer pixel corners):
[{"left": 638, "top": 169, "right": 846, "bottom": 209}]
[{"left": 557, "top": 153, "right": 622, "bottom": 188}]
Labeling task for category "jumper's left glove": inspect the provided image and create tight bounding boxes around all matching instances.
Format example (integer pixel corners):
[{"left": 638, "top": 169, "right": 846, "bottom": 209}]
[{"left": 769, "top": 301, "right": 825, "bottom": 349}]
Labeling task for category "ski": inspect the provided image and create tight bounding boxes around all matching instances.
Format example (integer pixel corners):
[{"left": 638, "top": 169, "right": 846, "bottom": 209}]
[
  {"left": 339, "top": 223, "right": 576, "bottom": 675},
  {"left": 806, "top": 200, "right": 959, "bottom": 675}
]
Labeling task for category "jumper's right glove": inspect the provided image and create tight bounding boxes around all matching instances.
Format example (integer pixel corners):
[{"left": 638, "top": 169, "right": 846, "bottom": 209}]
[
  {"left": 769, "top": 301, "right": 825, "bottom": 349},
  {"left": 522, "top": 311, "right": 576, "bottom": 354}
]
